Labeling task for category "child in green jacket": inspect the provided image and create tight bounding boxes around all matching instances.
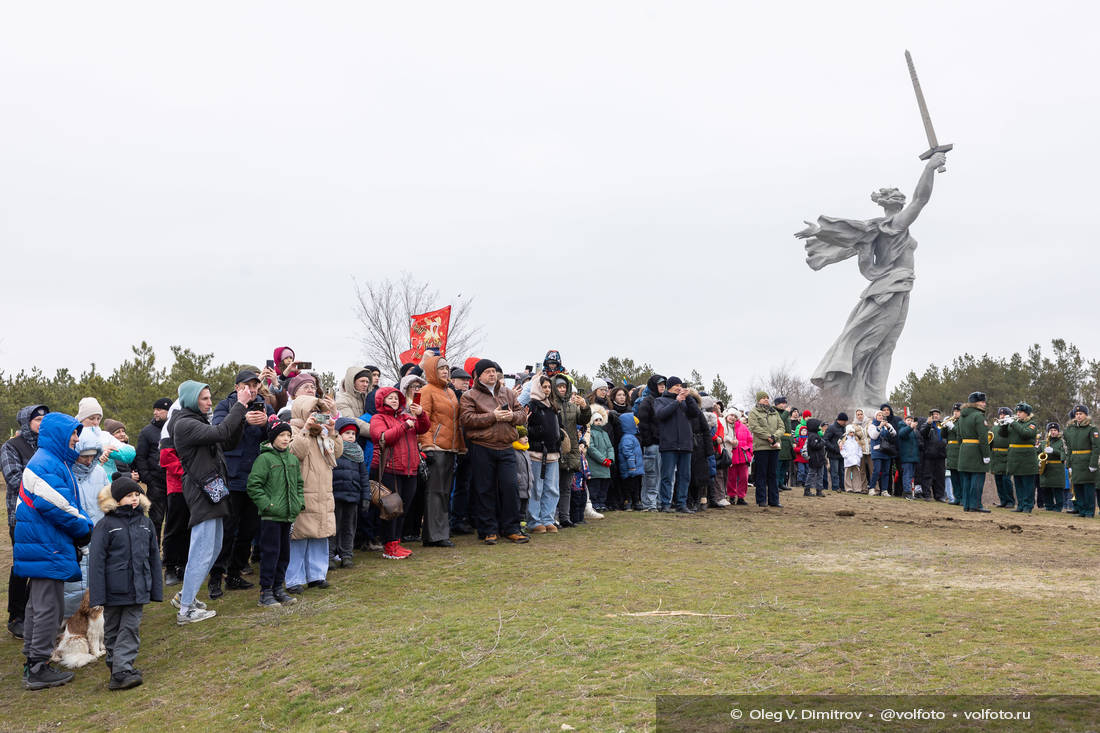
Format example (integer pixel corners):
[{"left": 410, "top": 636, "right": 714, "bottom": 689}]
[{"left": 246, "top": 421, "right": 305, "bottom": 608}]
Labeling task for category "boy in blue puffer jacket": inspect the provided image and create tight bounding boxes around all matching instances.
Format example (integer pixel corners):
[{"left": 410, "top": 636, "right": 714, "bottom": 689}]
[
  {"left": 618, "top": 412, "right": 644, "bottom": 511},
  {"left": 14, "top": 413, "right": 94, "bottom": 690},
  {"left": 332, "top": 419, "right": 369, "bottom": 568}
]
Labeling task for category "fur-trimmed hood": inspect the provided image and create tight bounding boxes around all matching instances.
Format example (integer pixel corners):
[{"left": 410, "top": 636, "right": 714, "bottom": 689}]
[
  {"left": 97, "top": 485, "right": 151, "bottom": 515},
  {"left": 589, "top": 404, "right": 608, "bottom": 427}
]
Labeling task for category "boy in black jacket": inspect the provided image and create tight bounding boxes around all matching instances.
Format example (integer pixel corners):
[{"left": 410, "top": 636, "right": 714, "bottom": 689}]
[
  {"left": 802, "top": 419, "right": 827, "bottom": 497},
  {"left": 88, "top": 477, "right": 163, "bottom": 690}
]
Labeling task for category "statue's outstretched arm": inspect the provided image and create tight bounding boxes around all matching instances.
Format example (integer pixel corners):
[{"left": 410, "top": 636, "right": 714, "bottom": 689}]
[{"left": 893, "top": 152, "right": 946, "bottom": 230}]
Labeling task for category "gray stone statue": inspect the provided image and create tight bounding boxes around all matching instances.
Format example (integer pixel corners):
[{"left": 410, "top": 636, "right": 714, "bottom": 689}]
[{"left": 794, "top": 151, "right": 946, "bottom": 408}]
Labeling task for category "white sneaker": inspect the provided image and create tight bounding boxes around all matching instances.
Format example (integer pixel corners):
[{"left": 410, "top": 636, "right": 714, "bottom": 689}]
[
  {"left": 176, "top": 607, "right": 217, "bottom": 625},
  {"left": 171, "top": 592, "right": 207, "bottom": 610},
  {"left": 584, "top": 502, "right": 604, "bottom": 520},
  {"left": 716, "top": 498, "right": 731, "bottom": 507}
]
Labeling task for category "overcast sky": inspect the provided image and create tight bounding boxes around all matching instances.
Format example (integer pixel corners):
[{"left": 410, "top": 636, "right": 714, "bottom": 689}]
[{"left": 2, "top": 1, "right": 1097, "bottom": 398}]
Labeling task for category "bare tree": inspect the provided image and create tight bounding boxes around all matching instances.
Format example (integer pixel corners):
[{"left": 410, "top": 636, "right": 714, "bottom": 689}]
[
  {"left": 354, "top": 272, "right": 483, "bottom": 382},
  {"left": 742, "top": 362, "right": 847, "bottom": 418}
]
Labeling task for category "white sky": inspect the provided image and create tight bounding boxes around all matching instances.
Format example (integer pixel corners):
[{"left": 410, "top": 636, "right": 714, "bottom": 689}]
[{"left": 2, "top": 1, "right": 1097, "bottom": 393}]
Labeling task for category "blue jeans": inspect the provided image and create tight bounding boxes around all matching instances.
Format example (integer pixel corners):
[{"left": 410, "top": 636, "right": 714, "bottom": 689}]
[
  {"left": 871, "top": 458, "right": 892, "bottom": 495},
  {"left": 901, "top": 462, "right": 917, "bottom": 494},
  {"left": 286, "top": 538, "right": 330, "bottom": 587},
  {"left": 829, "top": 457, "right": 845, "bottom": 491},
  {"left": 642, "top": 445, "right": 661, "bottom": 509},
  {"left": 180, "top": 518, "right": 223, "bottom": 610},
  {"left": 659, "top": 451, "right": 692, "bottom": 508},
  {"left": 795, "top": 462, "right": 807, "bottom": 486},
  {"left": 527, "top": 455, "right": 560, "bottom": 527}
]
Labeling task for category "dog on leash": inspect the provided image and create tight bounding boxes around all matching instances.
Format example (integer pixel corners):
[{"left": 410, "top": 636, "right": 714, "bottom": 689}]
[{"left": 51, "top": 591, "right": 105, "bottom": 668}]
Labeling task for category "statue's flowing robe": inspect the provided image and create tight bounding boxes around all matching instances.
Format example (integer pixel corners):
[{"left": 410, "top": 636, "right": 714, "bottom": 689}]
[{"left": 804, "top": 215, "right": 915, "bottom": 408}]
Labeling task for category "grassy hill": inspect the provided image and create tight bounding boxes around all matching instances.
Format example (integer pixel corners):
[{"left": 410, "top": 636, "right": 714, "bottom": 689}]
[{"left": 2, "top": 491, "right": 1098, "bottom": 731}]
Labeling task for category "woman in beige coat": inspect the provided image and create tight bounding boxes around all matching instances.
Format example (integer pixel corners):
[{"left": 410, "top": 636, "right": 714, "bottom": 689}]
[{"left": 285, "top": 396, "right": 343, "bottom": 592}]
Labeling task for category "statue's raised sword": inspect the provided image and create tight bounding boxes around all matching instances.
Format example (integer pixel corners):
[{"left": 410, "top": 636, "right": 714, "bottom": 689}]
[{"left": 905, "top": 50, "right": 952, "bottom": 173}]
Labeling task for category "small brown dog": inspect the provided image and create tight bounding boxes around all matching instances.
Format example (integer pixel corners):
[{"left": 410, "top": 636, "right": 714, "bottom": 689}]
[{"left": 51, "top": 591, "right": 105, "bottom": 668}]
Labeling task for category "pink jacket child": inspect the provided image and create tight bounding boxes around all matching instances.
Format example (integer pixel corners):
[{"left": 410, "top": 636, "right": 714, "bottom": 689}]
[{"left": 723, "top": 409, "right": 754, "bottom": 501}]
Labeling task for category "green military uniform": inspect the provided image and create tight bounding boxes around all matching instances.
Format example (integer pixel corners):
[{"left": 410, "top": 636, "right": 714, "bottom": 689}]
[
  {"left": 990, "top": 418, "right": 1013, "bottom": 507},
  {"left": 777, "top": 408, "right": 793, "bottom": 489},
  {"left": 943, "top": 414, "right": 962, "bottom": 504},
  {"left": 956, "top": 402, "right": 991, "bottom": 511},
  {"left": 1037, "top": 435, "right": 1067, "bottom": 512},
  {"left": 1063, "top": 416, "right": 1100, "bottom": 517},
  {"left": 1001, "top": 416, "right": 1038, "bottom": 512}
]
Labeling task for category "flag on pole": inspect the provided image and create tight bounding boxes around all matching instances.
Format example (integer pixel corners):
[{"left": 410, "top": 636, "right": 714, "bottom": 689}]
[{"left": 400, "top": 306, "right": 451, "bottom": 365}]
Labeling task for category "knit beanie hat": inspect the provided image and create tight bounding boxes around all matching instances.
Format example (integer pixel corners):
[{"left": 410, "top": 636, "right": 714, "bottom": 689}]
[
  {"left": 590, "top": 378, "right": 609, "bottom": 392},
  {"left": 516, "top": 425, "right": 528, "bottom": 438},
  {"left": 666, "top": 376, "right": 683, "bottom": 389},
  {"left": 75, "top": 397, "right": 104, "bottom": 423},
  {"left": 335, "top": 417, "right": 359, "bottom": 436},
  {"left": 102, "top": 418, "right": 126, "bottom": 436},
  {"left": 110, "top": 476, "right": 145, "bottom": 503},
  {"left": 755, "top": 391, "right": 769, "bottom": 401},
  {"left": 287, "top": 374, "right": 317, "bottom": 398},
  {"left": 802, "top": 410, "right": 812, "bottom": 418},
  {"left": 30, "top": 405, "right": 49, "bottom": 420},
  {"left": 177, "top": 381, "right": 209, "bottom": 412},
  {"left": 837, "top": 412, "right": 849, "bottom": 421},
  {"left": 473, "top": 358, "right": 502, "bottom": 380},
  {"left": 267, "top": 420, "right": 292, "bottom": 443}
]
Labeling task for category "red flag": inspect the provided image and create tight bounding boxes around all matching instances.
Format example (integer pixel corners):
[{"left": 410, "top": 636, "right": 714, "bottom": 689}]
[{"left": 404, "top": 306, "right": 451, "bottom": 364}]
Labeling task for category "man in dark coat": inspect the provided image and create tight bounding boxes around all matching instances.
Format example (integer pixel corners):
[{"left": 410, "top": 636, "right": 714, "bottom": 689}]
[
  {"left": 822, "top": 413, "right": 849, "bottom": 492},
  {"left": 918, "top": 409, "right": 947, "bottom": 501},
  {"left": 134, "top": 398, "right": 171, "bottom": 542},
  {"left": 1, "top": 404, "right": 48, "bottom": 639},
  {"left": 208, "top": 370, "right": 272, "bottom": 598},
  {"left": 634, "top": 374, "right": 665, "bottom": 511},
  {"left": 654, "top": 377, "right": 703, "bottom": 513}
]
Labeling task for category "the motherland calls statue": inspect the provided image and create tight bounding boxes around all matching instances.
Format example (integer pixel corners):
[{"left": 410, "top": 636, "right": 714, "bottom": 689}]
[{"left": 794, "top": 50, "right": 952, "bottom": 410}]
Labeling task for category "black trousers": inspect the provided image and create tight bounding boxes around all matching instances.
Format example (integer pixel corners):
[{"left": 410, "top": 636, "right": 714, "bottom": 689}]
[
  {"left": 332, "top": 500, "right": 357, "bottom": 559},
  {"left": 381, "top": 473, "right": 418, "bottom": 543},
  {"left": 921, "top": 456, "right": 946, "bottom": 500},
  {"left": 146, "top": 482, "right": 167, "bottom": 545},
  {"left": 401, "top": 470, "right": 426, "bottom": 539},
  {"left": 257, "top": 520, "right": 291, "bottom": 590},
  {"left": 450, "top": 453, "right": 473, "bottom": 529},
  {"left": 753, "top": 450, "right": 780, "bottom": 506},
  {"left": 623, "top": 475, "right": 642, "bottom": 505},
  {"left": 589, "top": 477, "right": 611, "bottom": 507},
  {"left": 162, "top": 492, "right": 191, "bottom": 571},
  {"left": 467, "top": 443, "right": 520, "bottom": 538},
  {"left": 211, "top": 491, "right": 259, "bottom": 579},
  {"left": 6, "top": 526, "right": 29, "bottom": 624}
]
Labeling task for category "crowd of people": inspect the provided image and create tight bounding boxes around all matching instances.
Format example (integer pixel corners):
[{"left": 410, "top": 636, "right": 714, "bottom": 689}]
[{"left": 4, "top": 346, "right": 1100, "bottom": 691}]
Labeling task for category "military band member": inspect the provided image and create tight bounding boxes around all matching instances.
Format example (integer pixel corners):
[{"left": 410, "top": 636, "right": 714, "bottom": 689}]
[
  {"left": 990, "top": 407, "right": 1013, "bottom": 508},
  {"left": 1000, "top": 402, "right": 1038, "bottom": 513},
  {"left": 1037, "top": 422, "right": 1066, "bottom": 512},
  {"left": 942, "top": 403, "right": 963, "bottom": 505},
  {"left": 1064, "top": 405, "right": 1100, "bottom": 518},
  {"left": 956, "top": 392, "right": 991, "bottom": 513}
]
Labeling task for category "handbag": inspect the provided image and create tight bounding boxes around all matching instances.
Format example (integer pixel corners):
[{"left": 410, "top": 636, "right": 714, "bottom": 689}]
[
  {"left": 199, "top": 472, "right": 229, "bottom": 504},
  {"left": 369, "top": 436, "right": 405, "bottom": 520}
]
